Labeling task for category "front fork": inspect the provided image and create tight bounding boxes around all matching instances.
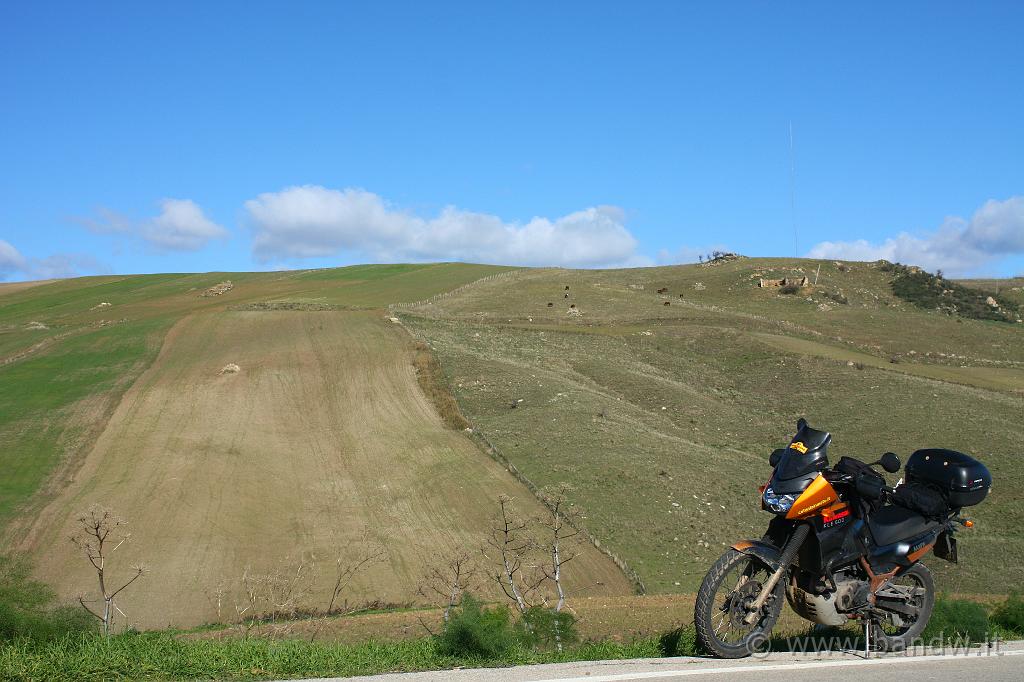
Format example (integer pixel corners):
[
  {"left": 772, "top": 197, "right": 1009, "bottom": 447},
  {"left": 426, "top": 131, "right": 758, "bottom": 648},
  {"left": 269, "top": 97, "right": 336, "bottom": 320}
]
[{"left": 743, "top": 523, "right": 809, "bottom": 624}]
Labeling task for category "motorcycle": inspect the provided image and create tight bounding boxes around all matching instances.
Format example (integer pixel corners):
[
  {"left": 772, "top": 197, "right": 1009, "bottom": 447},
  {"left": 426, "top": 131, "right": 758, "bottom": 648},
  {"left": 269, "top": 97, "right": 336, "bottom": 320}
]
[{"left": 694, "top": 418, "right": 992, "bottom": 658}]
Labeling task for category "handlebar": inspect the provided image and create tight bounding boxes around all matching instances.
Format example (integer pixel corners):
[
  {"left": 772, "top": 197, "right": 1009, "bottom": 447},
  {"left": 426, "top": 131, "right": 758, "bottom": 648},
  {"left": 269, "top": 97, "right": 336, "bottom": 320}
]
[{"left": 825, "top": 469, "right": 895, "bottom": 501}]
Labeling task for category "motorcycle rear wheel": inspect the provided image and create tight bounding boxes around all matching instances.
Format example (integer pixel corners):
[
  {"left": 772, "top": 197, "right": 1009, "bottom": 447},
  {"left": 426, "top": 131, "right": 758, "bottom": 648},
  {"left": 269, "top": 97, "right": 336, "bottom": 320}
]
[
  {"left": 872, "top": 562, "right": 935, "bottom": 652},
  {"left": 694, "top": 548, "right": 785, "bottom": 658}
]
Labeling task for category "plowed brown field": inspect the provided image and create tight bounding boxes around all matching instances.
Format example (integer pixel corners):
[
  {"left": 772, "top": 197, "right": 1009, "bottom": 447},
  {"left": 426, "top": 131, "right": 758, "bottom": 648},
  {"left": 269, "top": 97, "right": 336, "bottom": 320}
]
[{"left": 20, "top": 310, "right": 630, "bottom": 628}]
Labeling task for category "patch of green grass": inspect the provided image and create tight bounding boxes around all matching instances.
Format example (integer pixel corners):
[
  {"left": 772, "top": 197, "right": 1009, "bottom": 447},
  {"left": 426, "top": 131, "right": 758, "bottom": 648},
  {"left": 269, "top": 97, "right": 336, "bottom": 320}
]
[
  {"left": 0, "top": 274, "right": 190, "bottom": 326},
  {"left": 291, "top": 262, "right": 514, "bottom": 307},
  {"left": 991, "top": 592, "right": 1024, "bottom": 636},
  {"left": 0, "top": 319, "right": 170, "bottom": 524},
  {"left": 0, "top": 554, "right": 94, "bottom": 643},
  {"left": 921, "top": 596, "right": 990, "bottom": 642},
  {"left": 294, "top": 263, "right": 437, "bottom": 282},
  {"left": 0, "top": 629, "right": 681, "bottom": 681}
]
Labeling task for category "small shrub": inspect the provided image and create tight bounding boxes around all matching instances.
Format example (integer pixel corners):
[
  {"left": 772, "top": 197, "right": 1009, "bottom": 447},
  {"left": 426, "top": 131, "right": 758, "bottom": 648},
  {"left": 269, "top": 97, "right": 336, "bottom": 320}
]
[
  {"left": 658, "top": 626, "right": 698, "bottom": 656},
  {"left": 0, "top": 554, "right": 94, "bottom": 642},
  {"left": 434, "top": 594, "right": 515, "bottom": 659},
  {"left": 516, "top": 607, "right": 578, "bottom": 649},
  {"left": 854, "top": 362, "right": 865, "bottom": 370},
  {"left": 991, "top": 592, "right": 1024, "bottom": 636},
  {"left": 779, "top": 284, "right": 801, "bottom": 295},
  {"left": 823, "top": 290, "right": 848, "bottom": 305},
  {"left": 922, "top": 596, "right": 989, "bottom": 642}
]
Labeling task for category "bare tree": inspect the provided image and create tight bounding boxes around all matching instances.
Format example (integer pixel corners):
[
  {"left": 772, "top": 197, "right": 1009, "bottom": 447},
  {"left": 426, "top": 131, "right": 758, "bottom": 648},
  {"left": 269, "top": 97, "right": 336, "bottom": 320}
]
[
  {"left": 533, "top": 484, "right": 585, "bottom": 651},
  {"left": 418, "top": 552, "right": 479, "bottom": 625},
  {"left": 537, "top": 483, "right": 582, "bottom": 614},
  {"left": 482, "top": 495, "right": 545, "bottom": 616},
  {"left": 70, "top": 505, "right": 145, "bottom": 636},
  {"left": 233, "top": 555, "right": 317, "bottom": 638},
  {"left": 309, "top": 539, "right": 386, "bottom": 642},
  {"left": 204, "top": 578, "right": 228, "bottom": 623}
]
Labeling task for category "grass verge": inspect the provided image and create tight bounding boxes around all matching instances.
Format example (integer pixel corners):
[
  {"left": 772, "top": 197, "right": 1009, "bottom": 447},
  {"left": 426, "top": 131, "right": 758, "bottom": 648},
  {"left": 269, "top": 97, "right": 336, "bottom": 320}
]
[
  {"left": 0, "top": 631, "right": 673, "bottom": 681},
  {"left": 4, "top": 594, "right": 1024, "bottom": 680}
]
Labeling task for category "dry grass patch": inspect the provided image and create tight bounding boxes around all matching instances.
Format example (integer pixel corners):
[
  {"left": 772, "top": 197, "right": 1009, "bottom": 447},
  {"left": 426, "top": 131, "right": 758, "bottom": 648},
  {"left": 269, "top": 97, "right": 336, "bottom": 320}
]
[{"left": 412, "top": 340, "right": 470, "bottom": 430}]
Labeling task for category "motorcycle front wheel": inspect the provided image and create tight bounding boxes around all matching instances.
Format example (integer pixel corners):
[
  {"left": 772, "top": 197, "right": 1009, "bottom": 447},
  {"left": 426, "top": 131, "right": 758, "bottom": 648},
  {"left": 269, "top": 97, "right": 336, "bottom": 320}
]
[{"left": 694, "top": 548, "right": 785, "bottom": 658}]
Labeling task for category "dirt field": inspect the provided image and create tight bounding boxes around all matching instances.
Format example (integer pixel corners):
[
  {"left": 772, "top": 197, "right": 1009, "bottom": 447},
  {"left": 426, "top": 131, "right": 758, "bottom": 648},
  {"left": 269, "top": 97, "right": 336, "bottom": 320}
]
[{"left": 18, "top": 309, "right": 630, "bottom": 629}]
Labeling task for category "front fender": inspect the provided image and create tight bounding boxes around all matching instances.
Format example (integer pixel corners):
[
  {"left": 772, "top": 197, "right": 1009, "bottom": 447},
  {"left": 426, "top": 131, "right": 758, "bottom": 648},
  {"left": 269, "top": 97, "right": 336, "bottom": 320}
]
[{"left": 731, "top": 539, "right": 783, "bottom": 571}]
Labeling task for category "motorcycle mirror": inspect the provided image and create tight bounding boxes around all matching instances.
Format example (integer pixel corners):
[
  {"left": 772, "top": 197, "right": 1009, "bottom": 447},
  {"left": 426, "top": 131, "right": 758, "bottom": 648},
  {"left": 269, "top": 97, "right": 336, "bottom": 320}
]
[
  {"left": 878, "top": 452, "right": 901, "bottom": 473},
  {"left": 769, "top": 449, "right": 786, "bottom": 467},
  {"left": 796, "top": 417, "right": 807, "bottom": 431}
]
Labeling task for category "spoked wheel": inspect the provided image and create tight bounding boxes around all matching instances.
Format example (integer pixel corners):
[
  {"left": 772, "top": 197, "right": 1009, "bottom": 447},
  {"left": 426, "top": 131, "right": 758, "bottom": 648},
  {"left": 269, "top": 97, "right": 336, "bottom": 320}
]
[
  {"left": 872, "top": 563, "right": 935, "bottom": 652},
  {"left": 694, "top": 549, "right": 784, "bottom": 658}
]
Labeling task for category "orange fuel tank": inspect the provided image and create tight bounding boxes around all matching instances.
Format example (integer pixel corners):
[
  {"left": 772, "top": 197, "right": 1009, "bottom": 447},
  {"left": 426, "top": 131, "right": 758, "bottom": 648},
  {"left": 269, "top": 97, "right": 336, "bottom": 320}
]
[{"left": 786, "top": 474, "right": 839, "bottom": 520}]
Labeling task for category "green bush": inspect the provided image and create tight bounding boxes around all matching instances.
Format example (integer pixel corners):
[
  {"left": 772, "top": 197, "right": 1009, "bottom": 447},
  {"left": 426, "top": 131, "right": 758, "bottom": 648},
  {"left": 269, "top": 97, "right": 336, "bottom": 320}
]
[
  {"left": 658, "top": 626, "right": 698, "bottom": 656},
  {"left": 0, "top": 554, "right": 94, "bottom": 642},
  {"left": 922, "top": 596, "right": 990, "bottom": 642},
  {"left": 991, "top": 593, "right": 1024, "bottom": 636},
  {"left": 887, "top": 264, "right": 1019, "bottom": 322},
  {"left": 516, "top": 606, "right": 578, "bottom": 650},
  {"left": 434, "top": 595, "right": 516, "bottom": 659}
]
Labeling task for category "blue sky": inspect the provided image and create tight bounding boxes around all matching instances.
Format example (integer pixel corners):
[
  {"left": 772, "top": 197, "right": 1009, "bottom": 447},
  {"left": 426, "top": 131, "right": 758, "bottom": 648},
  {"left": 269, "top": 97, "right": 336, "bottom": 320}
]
[{"left": 1, "top": 1, "right": 1022, "bottom": 280}]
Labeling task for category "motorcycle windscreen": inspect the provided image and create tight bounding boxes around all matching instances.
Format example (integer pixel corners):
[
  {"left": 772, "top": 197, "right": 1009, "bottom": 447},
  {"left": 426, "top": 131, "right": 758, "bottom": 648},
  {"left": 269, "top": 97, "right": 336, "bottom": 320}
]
[{"left": 774, "top": 446, "right": 829, "bottom": 482}]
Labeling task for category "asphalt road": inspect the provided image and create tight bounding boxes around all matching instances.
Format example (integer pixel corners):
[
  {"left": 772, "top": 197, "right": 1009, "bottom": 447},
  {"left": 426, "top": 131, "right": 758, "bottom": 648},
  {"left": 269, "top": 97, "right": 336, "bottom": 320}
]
[{"left": 296, "top": 640, "right": 1024, "bottom": 682}]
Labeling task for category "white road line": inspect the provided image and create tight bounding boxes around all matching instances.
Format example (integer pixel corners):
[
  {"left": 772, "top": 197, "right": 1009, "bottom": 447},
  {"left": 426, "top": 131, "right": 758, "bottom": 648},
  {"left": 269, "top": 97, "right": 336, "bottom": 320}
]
[{"left": 536, "top": 649, "right": 1024, "bottom": 682}]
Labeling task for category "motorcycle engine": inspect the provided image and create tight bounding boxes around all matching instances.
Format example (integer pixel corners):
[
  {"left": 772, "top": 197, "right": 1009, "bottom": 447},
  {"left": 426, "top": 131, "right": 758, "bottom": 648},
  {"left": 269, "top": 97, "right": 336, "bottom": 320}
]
[{"left": 786, "top": 571, "right": 869, "bottom": 626}]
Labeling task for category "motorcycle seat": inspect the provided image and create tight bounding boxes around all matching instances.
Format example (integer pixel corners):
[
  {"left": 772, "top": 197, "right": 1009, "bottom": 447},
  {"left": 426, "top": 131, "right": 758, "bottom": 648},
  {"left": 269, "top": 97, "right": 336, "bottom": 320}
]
[{"left": 868, "top": 504, "right": 943, "bottom": 547}]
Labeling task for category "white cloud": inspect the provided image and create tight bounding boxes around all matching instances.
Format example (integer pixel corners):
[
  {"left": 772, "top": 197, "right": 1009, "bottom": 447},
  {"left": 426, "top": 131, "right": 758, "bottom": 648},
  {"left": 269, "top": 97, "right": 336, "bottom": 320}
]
[
  {"left": 28, "top": 254, "right": 109, "bottom": 279},
  {"left": 73, "top": 199, "right": 227, "bottom": 252},
  {"left": 73, "top": 207, "right": 133, "bottom": 235},
  {"left": 142, "top": 199, "right": 228, "bottom": 251},
  {"left": 808, "top": 196, "right": 1024, "bottom": 277},
  {"left": 0, "top": 239, "right": 28, "bottom": 278},
  {"left": 245, "top": 186, "right": 642, "bottom": 268},
  {"left": 0, "top": 239, "right": 106, "bottom": 281}
]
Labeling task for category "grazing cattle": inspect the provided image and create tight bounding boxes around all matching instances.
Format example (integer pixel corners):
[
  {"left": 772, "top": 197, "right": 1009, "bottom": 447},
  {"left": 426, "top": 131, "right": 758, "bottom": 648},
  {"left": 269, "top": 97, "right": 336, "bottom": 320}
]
[
  {"left": 547, "top": 302, "right": 554, "bottom": 307},
  {"left": 565, "top": 286, "right": 570, "bottom": 290},
  {"left": 570, "top": 304, "right": 576, "bottom": 309},
  {"left": 564, "top": 293, "right": 569, "bottom": 298},
  {"left": 663, "top": 301, "right": 671, "bottom": 306}
]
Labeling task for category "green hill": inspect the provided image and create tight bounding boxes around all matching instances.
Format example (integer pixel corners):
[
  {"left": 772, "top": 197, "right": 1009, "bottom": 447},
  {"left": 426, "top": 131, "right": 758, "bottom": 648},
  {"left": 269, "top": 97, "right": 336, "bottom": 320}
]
[
  {"left": 397, "top": 257, "right": 1023, "bottom": 593},
  {"left": 1, "top": 257, "right": 1021, "bottom": 627}
]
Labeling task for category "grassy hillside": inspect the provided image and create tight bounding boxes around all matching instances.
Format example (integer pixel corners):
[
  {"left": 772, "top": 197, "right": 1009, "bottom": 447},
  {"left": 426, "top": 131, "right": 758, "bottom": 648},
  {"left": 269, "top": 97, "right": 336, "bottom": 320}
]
[
  {"left": 2, "top": 257, "right": 1021, "bottom": 630},
  {"left": 0, "top": 264, "right": 509, "bottom": 525},
  {"left": 1, "top": 264, "right": 640, "bottom": 629},
  {"left": 401, "top": 258, "right": 1024, "bottom": 594}
]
